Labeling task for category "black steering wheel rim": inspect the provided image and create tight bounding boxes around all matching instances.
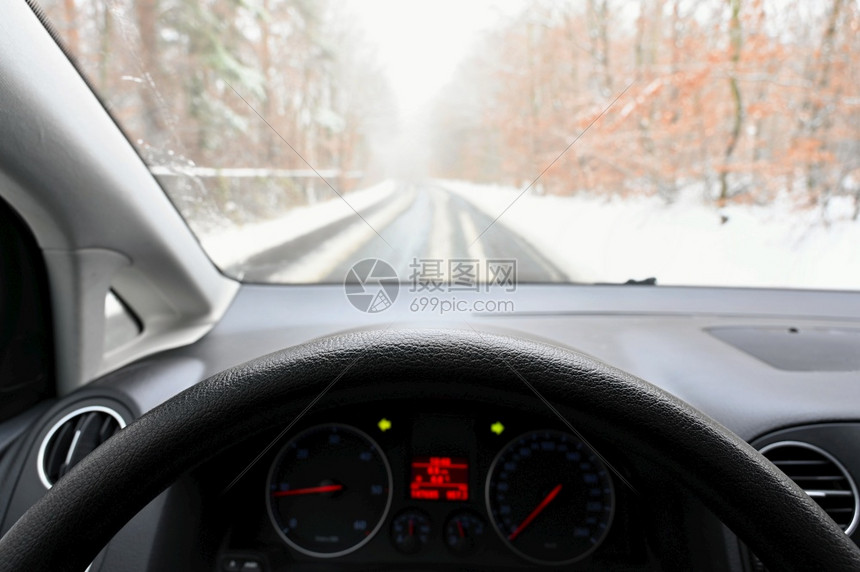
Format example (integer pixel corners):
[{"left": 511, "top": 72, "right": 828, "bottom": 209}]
[{"left": 0, "top": 328, "right": 857, "bottom": 571}]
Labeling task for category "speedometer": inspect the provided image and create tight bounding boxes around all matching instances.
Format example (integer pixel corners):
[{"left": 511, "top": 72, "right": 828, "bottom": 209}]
[
  {"left": 266, "top": 423, "right": 392, "bottom": 558},
  {"left": 486, "top": 430, "right": 615, "bottom": 565}
]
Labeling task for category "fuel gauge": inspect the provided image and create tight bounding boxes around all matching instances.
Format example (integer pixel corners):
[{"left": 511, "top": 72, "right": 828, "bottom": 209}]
[
  {"left": 444, "top": 510, "right": 486, "bottom": 555},
  {"left": 391, "top": 509, "right": 431, "bottom": 554}
]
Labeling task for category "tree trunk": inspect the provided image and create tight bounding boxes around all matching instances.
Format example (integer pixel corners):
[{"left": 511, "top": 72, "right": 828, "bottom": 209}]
[
  {"left": 587, "top": 0, "right": 612, "bottom": 97},
  {"left": 804, "top": 0, "right": 844, "bottom": 205},
  {"left": 62, "top": 0, "right": 79, "bottom": 53},
  {"left": 98, "top": 3, "right": 111, "bottom": 91},
  {"left": 134, "top": 0, "right": 165, "bottom": 143},
  {"left": 719, "top": 0, "right": 744, "bottom": 204},
  {"left": 259, "top": 0, "right": 274, "bottom": 161}
]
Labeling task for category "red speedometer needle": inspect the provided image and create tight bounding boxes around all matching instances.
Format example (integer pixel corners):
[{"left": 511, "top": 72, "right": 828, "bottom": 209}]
[
  {"left": 508, "top": 483, "right": 563, "bottom": 541},
  {"left": 272, "top": 484, "right": 343, "bottom": 497}
]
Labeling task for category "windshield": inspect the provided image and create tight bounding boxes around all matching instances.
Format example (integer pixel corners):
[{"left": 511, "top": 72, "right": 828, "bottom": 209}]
[{"left": 36, "top": 0, "right": 860, "bottom": 290}]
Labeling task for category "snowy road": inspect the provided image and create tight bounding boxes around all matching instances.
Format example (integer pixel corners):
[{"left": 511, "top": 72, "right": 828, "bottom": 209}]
[{"left": 240, "top": 182, "right": 568, "bottom": 284}]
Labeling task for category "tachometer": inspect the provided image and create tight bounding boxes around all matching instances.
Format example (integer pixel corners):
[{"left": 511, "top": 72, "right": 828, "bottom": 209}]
[
  {"left": 486, "top": 430, "right": 614, "bottom": 565},
  {"left": 266, "top": 423, "right": 392, "bottom": 558}
]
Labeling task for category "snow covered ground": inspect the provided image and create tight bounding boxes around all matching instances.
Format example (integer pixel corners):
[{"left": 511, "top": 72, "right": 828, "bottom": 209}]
[
  {"left": 442, "top": 180, "right": 860, "bottom": 291},
  {"left": 200, "top": 180, "right": 396, "bottom": 271}
]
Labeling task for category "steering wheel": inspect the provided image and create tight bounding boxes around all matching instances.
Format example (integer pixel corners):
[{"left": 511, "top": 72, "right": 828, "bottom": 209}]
[{"left": 1, "top": 329, "right": 858, "bottom": 571}]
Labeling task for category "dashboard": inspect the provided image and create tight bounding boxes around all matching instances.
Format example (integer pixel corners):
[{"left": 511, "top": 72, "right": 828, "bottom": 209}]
[{"left": 2, "top": 284, "right": 860, "bottom": 571}]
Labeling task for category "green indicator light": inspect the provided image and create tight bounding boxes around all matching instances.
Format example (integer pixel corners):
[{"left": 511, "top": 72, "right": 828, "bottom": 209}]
[
  {"left": 378, "top": 418, "right": 392, "bottom": 432},
  {"left": 490, "top": 421, "right": 505, "bottom": 435}
]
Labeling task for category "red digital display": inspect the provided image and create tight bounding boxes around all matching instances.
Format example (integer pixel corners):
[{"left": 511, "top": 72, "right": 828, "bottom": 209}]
[{"left": 410, "top": 456, "right": 469, "bottom": 501}]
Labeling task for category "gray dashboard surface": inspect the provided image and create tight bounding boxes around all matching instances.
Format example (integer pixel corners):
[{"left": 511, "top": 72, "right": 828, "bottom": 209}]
[
  {"left": 707, "top": 326, "right": 860, "bottom": 372},
  {"left": 94, "top": 284, "right": 860, "bottom": 442}
]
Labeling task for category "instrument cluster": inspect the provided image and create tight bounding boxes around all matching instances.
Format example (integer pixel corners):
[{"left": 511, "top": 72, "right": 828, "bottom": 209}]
[{"left": 219, "top": 401, "right": 635, "bottom": 570}]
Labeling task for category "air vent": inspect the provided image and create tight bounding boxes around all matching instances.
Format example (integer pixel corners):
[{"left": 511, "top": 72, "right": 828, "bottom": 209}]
[
  {"left": 37, "top": 405, "right": 126, "bottom": 489},
  {"left": 761, "top": 441, "right": 859, "bottom": 535}
]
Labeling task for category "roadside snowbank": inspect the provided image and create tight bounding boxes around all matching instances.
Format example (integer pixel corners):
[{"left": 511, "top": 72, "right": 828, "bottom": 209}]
[
  {"left": 200, "top": 180, "right": 396, "bottom": 270},
  {"left": 443, "top": 180, "right": 860, "bottom": 290}
]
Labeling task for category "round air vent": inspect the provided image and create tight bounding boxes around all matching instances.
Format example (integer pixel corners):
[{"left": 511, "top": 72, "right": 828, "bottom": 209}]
[
  {"left": 37, "top": 405, "right": 126, "bottom": 489},
  {"left": 761, "top": 441, "right": 859, "bottom": 535}
]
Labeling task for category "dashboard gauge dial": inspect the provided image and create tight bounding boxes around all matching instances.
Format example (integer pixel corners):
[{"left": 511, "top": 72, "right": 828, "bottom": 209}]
[
  {"left": 390, "top": 509, "right": 431, "bottom": 554},
  {"left": 444, "top": 510, "right": 486, "bottom": 555},
  {"left": 267, "top": 424, "right": 392, "bottom": 558},
  {"left": 486, "top": 430, "right": 614, "bottom": 565}
]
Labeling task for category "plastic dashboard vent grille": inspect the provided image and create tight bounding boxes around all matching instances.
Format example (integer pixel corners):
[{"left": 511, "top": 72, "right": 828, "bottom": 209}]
[
  {"left": 38, "top": 406, "right": 125, "bottom": 488},
  {"left": 761, "top": 441, "right": 859, "bottom": 535}
]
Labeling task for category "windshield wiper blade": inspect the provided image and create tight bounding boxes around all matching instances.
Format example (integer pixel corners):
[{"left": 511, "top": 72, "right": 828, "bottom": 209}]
[{"left": 596, "top": 277, "right": 657, "bottom": 286}]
